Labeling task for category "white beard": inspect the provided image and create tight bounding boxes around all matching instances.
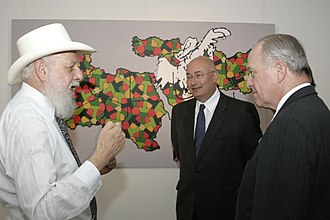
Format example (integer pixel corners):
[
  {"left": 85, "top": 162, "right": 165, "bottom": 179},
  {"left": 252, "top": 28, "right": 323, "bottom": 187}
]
[{"left": 43, "top": 73, "right": 78, "bottom": 119}]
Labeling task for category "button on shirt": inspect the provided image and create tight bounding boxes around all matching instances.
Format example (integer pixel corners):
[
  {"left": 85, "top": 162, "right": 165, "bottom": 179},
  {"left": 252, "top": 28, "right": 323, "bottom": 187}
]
[{"left": 0, "top": 83, "right": 101, "bottom": 220}]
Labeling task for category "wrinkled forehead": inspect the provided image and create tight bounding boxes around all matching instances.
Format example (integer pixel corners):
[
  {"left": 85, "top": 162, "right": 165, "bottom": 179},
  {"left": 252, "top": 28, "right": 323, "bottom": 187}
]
[
  {"left": 248, "top": 45, "right": 262, "bottom": 64},
  {"left": 50, "top": 52, "right": 80, "bottom": 64},
  {"left": 186, "top": 69, "right": 205, "bottom": 75}
]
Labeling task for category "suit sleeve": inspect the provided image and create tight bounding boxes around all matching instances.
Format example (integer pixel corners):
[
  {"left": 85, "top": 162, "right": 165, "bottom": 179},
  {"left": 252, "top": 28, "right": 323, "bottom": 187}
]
[
  {"left": 252, "top": 116, "right": 312, "bottom": 219},
  {"left": 171, "top": 106, "right": 179, "bottom": 161}
]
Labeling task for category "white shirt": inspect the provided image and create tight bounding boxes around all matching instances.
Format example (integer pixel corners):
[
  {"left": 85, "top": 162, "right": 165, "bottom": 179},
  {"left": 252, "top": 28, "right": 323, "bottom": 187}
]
[
  {"left": 272, "top": 83, "right": 311, "bottom": 121},
  {"left": 0, "top": 83, "right": 101, "bottom": 220},
  {"left": 194, "top": 89, "right": 220, "bottom": 136}
]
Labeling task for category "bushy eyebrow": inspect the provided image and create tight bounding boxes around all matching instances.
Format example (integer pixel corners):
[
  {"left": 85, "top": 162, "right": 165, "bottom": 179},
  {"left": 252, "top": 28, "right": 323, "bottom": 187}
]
[{"left": 65, "top": 59, "right": 79, "bottom": 66}]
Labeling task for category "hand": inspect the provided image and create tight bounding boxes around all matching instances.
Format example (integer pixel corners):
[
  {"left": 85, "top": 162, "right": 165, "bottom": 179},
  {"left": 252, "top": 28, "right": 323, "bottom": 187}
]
[
  {"left": 100, "top": 158, "right": 117, "bottom": 175},
  {"left": 89, "top": 121, "right": 125, "bottom": 172}
]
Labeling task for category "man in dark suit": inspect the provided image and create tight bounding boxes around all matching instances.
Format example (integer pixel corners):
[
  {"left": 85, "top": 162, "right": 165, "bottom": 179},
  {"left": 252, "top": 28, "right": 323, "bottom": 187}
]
[
  {"left": 236, "top": 34, "right": 330, "bottom": 219},
  {"left": 171, "top": 56, "right": 262, "bottom": 220}
]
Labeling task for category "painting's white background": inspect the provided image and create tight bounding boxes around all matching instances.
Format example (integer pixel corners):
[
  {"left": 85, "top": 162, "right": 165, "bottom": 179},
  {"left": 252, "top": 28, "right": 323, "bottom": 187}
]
[{"left": 1, "top": 1, "right": 329, "bottom": 219}]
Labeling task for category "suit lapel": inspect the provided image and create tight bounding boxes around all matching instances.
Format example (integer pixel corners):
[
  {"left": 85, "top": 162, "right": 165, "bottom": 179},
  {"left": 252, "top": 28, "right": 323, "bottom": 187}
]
[{"left": 183, "top": 99, "right": 196, "bottom": 160}]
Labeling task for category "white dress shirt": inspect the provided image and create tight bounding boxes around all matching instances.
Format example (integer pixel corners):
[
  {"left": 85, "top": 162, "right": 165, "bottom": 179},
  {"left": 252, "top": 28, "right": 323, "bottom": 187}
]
[
  {"left": 0, "top": 83, "right": 101, "bottom": 220},
  {"left": 194, "top": 89, "right": 220, "bottom": 136}
]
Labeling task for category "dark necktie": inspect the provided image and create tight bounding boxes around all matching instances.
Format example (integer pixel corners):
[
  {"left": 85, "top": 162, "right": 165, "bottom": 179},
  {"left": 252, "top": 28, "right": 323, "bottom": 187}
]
[
  {"left": 55, "top": 115, "right": 97, "bottom": 220},
  {"left": 194, "top": 104, "right": 205, "bottom": 157}
]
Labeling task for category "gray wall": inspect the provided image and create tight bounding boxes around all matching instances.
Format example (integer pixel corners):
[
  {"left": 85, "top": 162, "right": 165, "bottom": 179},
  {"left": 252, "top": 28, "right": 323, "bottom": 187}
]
[{"left": 1, "top": 0, "right": 329, "bottom": 219}]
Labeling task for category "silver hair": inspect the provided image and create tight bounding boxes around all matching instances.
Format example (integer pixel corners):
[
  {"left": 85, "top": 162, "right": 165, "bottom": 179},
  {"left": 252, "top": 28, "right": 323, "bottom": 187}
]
[
  {"left": 21, "top": 55, "right": 54, "bottom": 82},
  {"left": 253, "top": 34, "right": 314, "bottom": 85},
  {"left": 21, "top": 62, "right": 35, "bottom": 82}
]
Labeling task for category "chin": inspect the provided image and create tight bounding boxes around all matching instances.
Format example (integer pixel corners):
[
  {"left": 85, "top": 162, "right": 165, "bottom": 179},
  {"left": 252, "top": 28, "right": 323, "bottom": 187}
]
[{"left": 253, "top": 99, "right": 263, "bottom": 108}]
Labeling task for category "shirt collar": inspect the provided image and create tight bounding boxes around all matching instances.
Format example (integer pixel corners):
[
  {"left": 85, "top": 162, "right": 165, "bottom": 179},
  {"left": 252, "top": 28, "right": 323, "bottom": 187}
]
[
  {"left": 272, "top": 83, "right": 310, "bottom": 121},
  {"left": 196, "top": 88, "right": 220, "bottom": 113},
  {"left": 21, "top": 82, "right": 56, "bottom": 120}
]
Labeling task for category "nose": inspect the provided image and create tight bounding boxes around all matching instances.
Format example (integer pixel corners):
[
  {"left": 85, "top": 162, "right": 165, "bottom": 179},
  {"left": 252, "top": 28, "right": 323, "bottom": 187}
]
[
  {"left": 246, "top": 74, "right": 253, "bottom": 89},
  {"left": 187, "top": 76, "right": 198, "bottom": 85},
  {"left": 75, "top": 67, "right": 84, "bottom": 82},
  {"left": 187, "top": 79, "right": 197, "bottom": 88}
]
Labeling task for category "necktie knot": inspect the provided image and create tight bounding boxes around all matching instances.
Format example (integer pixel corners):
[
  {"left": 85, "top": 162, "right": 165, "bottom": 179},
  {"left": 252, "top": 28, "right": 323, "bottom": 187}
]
[{"left": 199, "top": 104, "right": 205, "bottom": 112}]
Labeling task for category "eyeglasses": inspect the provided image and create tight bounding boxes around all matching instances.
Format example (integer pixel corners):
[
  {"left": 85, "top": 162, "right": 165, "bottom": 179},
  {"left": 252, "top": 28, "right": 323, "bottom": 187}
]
[{"left": 186, "top": 70, "right": 215, "bottom": 81}]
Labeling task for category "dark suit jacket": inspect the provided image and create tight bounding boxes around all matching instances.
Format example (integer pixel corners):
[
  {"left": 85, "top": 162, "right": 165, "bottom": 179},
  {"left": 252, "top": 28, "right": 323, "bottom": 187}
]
[
  {"left": 171, "top": 91, "right": 262, "bottom": 220},
  {"left": 236, "top": 86, "right": 330, "bottom": 220}
]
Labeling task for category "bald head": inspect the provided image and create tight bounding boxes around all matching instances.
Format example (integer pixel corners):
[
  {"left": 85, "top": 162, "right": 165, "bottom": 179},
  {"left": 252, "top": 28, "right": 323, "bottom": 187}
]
[{"left": 187, "top": 56, "right": 217, "bottom": 71}]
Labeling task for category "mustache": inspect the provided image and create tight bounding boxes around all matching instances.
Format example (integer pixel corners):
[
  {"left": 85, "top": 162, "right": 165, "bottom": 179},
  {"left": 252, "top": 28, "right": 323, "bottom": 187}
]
[{"left": 70, "top": 81, "right": 81, "bottom": 88}]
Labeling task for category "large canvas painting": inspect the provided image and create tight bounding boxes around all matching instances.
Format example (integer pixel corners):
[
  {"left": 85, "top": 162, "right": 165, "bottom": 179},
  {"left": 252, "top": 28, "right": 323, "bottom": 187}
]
[{"left": 11, "top": 19, "right": 275, "bottom": 167}]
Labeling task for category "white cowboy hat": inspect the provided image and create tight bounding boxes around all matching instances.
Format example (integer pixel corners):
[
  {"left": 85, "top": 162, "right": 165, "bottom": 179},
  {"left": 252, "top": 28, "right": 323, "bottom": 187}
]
[{"left": 8, "top": 23, "right": 96, "bottom": 85}]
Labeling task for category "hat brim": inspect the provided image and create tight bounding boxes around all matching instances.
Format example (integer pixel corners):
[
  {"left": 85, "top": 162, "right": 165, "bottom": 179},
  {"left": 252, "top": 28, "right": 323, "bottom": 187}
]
[{"left": 8, "top": 41, "right": 96, "bottom": 85}]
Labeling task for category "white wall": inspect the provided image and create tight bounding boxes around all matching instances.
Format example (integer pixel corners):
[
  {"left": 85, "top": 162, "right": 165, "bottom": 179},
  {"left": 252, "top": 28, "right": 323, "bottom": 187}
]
[{"left": 1, "top": 0, "right": 330, "bottom": 219}]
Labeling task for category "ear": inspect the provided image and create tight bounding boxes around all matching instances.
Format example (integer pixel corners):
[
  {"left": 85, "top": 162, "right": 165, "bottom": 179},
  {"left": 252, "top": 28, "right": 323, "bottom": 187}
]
[
  {"left": 212, "top": 71, "right": 219, "bottom": 83},
  {"left": 34, "top": 59, "right": 48, "bottom": 82},
  {"left": 276, "top": 61, "right": 287, "bottom": 83}
]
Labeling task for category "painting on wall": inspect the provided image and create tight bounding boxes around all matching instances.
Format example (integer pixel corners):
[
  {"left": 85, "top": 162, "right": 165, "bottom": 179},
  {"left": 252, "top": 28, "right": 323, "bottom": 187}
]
[{"left": 11, "top": 19, "right": 275, "bottom": 168}]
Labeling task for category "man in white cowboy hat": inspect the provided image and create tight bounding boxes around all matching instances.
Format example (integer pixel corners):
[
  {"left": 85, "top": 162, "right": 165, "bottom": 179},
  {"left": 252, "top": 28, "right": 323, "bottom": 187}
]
[{"left": 0, "top": 23, "right": 125, "bottom": 219}]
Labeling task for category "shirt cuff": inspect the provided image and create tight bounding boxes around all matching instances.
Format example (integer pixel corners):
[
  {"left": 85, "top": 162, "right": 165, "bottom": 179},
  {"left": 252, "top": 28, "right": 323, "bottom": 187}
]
[{"left": 73, "top": 160, "right": 102, "bottom": 194}]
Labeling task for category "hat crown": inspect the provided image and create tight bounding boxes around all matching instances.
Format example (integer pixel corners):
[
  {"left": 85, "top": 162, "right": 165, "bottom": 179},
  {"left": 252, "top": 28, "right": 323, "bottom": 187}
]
[
  {"left": 8, "top": 23, "right": 95, "bottom": 85},
  {"left": 16, "top": 23, "right": 72, "bottom": 57}
]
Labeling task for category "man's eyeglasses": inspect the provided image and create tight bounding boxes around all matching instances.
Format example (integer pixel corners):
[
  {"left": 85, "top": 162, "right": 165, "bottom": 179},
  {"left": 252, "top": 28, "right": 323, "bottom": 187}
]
[{"left": 186, "top": 70, "right": 216, "bottom": 81}]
